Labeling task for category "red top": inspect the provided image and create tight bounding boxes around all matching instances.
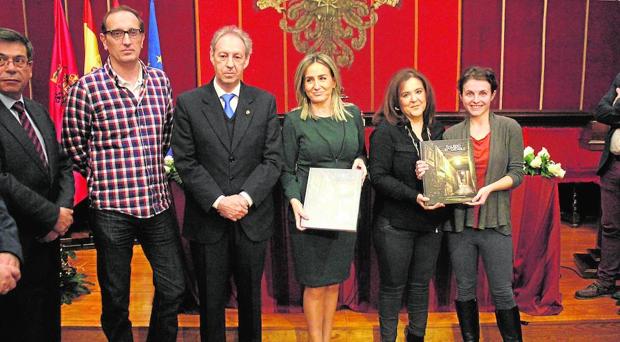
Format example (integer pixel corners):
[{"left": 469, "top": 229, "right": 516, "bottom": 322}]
[{"left": 472, "top": 132, "right": 491, "bottom": 228}]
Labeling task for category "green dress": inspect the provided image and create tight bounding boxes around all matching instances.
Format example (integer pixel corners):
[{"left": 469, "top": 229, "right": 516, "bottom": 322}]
[{"left": 280, "top": 105, "right": 366, "bottom": 287}]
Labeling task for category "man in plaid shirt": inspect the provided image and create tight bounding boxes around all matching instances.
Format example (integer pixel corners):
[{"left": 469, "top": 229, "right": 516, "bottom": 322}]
[{"left": 62, "top": 6, "right": 185, "bottom": 342}]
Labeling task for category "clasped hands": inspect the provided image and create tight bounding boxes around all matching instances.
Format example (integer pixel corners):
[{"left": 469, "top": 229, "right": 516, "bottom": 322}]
[
  {"left": 216, "top": 194, "right": 249, "bottom": 221},
  {"left": 0, "top": 252, "right": 20, "bottom": 295},
  {"left": 39, "top": 207, "right": 74, "bottom": 243}
]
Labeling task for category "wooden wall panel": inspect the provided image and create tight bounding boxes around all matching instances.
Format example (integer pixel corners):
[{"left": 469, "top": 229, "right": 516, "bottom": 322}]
[
  {"left": 241, "top": 3, "right": 286, "bottom": 114},
  {"left": 417, "top": 0, "right": 460, "bottom": 111},
  {"left": 196, "top": 0, "right": 239, "bottom": 86},
  {"left": 582, "top": 1, "right": 620, "bottom": 112},
  {"left": 25, "top": 0, "right": 54, "bottom": 107},
  {"left": 543, "top": 0, "right": 586, "bottom": 110},
  {"left": 372, "top": 1, "right": 415, "bottom": 111},
  {"left": 2, "top": 0, "right": 617, "bottom": 116},
  {"left": 502, "top": 0, "right": 544, "bottom": 110},
  {"left": 461, "top": 0, "right": 502, "bottom": 110}
]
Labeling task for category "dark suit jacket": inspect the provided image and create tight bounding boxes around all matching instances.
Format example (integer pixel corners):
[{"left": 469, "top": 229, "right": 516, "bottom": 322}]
[
  {"left": 172, "top": 81, "right": 282, "bottom": 244},
  {"left": 0, "top": 195, "right": 21, "bottom": 263},
  {"left": 595, "top": 72, "right": 620, "bottom": 175},
  {"left": 0, "top": 98, "right": 74, "bottom": 259}
]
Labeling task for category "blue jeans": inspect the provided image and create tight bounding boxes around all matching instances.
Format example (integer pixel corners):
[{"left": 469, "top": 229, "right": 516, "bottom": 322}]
[
  {"left": 373, "top": 216, "right": 443, "bottom": 341},
  {"left": 448, "top": 228, "right": 516, "bottom": 310},
  {"left": 90, "top": 209, "right": 186, "bottom": 342}
]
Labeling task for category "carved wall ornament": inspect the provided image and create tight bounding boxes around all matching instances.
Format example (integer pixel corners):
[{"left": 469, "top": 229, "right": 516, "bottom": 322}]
[{"left": 257, "top": 0, "right": 400, "bottom": 67}]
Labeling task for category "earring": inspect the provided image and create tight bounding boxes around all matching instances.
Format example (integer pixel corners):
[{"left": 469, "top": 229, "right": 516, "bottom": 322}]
[{"left": 394, "top": 106, "right": 400, "bottom": 111}]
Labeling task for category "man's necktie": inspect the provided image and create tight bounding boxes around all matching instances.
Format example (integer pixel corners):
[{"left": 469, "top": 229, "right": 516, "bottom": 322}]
[
  {"left": 12, "top": 101, "right": 47, "bottom": 168},
  {"left": 221, "top": 93, "right": 236, "bottom": 119}
]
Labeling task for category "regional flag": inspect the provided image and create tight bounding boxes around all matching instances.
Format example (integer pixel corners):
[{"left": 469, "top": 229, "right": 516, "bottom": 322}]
[
  {"left": 49, "top": 0, "right": 78, "bottom": 139},
  {"left": 148, "top": 0, "right": 163, "bottom": 70},
  {"left": 49, "top": 0, "right": 86, "bottom": 205},
  {"left": 83, "top": 0, "right": 102, "bottom": 74}
]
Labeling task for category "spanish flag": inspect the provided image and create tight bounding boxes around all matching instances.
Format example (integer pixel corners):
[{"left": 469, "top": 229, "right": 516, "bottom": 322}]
[{"left": 83, "top": 0, "right": 101, "bottom": 74}]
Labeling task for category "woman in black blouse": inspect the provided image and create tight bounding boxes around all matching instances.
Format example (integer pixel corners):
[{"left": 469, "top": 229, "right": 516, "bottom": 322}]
[{"left": 369, "top": 69, "right": 450, "bottom": 342}]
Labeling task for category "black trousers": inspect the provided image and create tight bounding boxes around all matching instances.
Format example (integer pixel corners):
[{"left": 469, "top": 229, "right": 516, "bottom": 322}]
[
  {"left": 191, "top": 223, "right": 268, "bottom": 342},
  {"left": 0, "top": 239, "right": 61, "bottom": 342}
]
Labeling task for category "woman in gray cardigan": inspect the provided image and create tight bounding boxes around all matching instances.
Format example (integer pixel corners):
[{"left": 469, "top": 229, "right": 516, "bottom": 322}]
[{"left": 417, "top": 66, "right": 524, "bottom": 341}]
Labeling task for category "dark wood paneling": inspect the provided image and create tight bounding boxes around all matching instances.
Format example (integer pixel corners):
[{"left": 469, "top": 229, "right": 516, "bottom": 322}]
[
  {"left": 583, "top": 1, "right": 620, "bottom": 112},
  {"left": 543, "top": 0, "right": 586, "bottom": 110},
  {"left": 502, "top": 0, "right": 544, "bottom": 110},
  {"left": 461, "top": 0, "right": 502, "bottom": 111}
]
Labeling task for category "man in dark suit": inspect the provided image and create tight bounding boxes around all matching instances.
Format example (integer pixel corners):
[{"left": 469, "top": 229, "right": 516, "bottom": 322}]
[
  {"left": 172, "top": 25, "right": 283, "bottom": 342},
  {"left": 0, "top": 194, "right": 21, "bottom": 295},
  {"left": 0, "top": 27, "right": 74, "bottom": 342},
  {"left": 575, "top": 73, "right": 620, "bottom": 301}
]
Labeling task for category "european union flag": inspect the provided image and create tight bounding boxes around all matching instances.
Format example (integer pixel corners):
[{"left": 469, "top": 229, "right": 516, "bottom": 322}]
[{"left": 148, "top": 0, "right": 163, "bottom": 70}]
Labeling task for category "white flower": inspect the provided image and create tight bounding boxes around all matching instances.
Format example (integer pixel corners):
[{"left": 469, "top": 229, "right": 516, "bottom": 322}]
[
  {"left": 164, "top": 155, "right": 174, "bottom": 167},
  {"left": 164, "top": 165, "right": 171, "bottom": 174},
  {"left": 530, "top": 156, "right": 542, "bottom": 168},
  {"left": 523, "top": 146, "right": 535, "bottom": 158},
  {"left": 547, "top": 163, "right": 566, "bottom": 178},
  {"left": 537, "top": 147, "right": 549, "bottom": 158}
]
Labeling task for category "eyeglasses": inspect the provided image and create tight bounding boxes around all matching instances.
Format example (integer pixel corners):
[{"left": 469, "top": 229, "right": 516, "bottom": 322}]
[
  {"left": 103, "top": 28, "right": 144, "bottom": 40},
  {"left": 0, "top": 54, "right": 31, "bottom": 69}
]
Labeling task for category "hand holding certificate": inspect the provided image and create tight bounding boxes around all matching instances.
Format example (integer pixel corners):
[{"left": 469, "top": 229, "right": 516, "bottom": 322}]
[{"left": 301, "top": 168, "right": 363, "bottom": 231}]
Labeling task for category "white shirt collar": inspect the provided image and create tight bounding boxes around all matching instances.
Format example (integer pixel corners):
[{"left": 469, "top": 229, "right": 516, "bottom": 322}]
[
  {"left": 213, "top": 79, "right": 240, "bottom": 99},
  {"left": 0, "top": 92, "right": 24, "bottom": 111}
]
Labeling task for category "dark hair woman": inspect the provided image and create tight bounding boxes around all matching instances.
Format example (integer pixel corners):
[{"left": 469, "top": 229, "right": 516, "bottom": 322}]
[
  {"left": 417, "top": 66, "right": 524, "bottom": 341},
  {"left": 369, "top": 68, "right": 450, "bottom": 342}
]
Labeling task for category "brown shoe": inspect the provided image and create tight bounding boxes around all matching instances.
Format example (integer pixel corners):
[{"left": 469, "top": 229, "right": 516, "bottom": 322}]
[{"left": 575, "top": 283, "right": 615, "bottom": 299}]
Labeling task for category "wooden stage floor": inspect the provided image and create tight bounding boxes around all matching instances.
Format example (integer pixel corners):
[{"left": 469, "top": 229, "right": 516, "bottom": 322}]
[{"left": 61, "top": 222, "right": 620, "bottom": 341}]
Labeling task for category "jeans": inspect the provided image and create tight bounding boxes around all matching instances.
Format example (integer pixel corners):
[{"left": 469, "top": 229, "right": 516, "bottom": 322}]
[
  {"left": 90, "top": 209, "right": 186, "bottom": 342},
  {"left": 598, "top": 158, "right": 620, "bottom": 287},
  {"left": 447, "top": 228, "right": 516, "bottom": 310},
  {"left": 373, "top": 216, "right": 443, "bottom": 341}
]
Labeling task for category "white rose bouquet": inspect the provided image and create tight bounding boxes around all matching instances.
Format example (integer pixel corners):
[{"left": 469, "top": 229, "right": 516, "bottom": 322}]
[
  {"left": 523, "top": 146, "right": 566, "bottom": 178},
  {"left": 164, "top": 155, "right": 183, "bottom": 184}
]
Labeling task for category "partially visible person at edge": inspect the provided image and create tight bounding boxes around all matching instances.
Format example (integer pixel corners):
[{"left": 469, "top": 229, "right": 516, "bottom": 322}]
[
  {"left": 417, "top": 66, "right": 524, "bottom": 342},
  {"left": 62, "top": 6, "right": 185, "bottom": 342},
  {"left": 0, "top": 27, "right": 74, "bottom": 342},
  {"left": 575, "top": 72, "right": 620, "bottom": 307},
  {"left": 369, "top": 68, "right": 450, "bottom": 342},
  {"left": 280, "top": 52, "right": 367, "bottom": 342},
  {"left": 0, "top": 194, "right": 21, "bottom": 295}
]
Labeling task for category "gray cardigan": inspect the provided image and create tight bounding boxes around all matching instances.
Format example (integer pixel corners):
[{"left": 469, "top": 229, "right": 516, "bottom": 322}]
[{"left": 443, "top": 112, "right": 524, "bottom": 235}]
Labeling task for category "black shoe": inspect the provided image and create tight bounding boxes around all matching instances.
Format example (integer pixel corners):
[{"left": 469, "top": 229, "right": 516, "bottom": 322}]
[
  {"left": 612, "top": 290, "right": 620, "bottom": 301},
  {"left": 495, "top": 306, "right": 523, "bottom": 342},
  {"left": 404, "top": 328, "right": 424, "bottom": 342},
  {"left": 455, "top": 300, "right": 480, "bottom": 342},
  {"left": 575, "top": 283, "right": 615, "bottom": 299}
]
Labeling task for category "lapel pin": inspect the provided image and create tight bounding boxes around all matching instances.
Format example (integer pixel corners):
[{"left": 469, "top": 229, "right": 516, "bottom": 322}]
[{"left": 245, "top": 109, "right": 251, "bottom": 115}]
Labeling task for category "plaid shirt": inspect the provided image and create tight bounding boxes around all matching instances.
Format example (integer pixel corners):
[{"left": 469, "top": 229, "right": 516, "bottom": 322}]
[{"left": 62, "top": 59, "right": 173, "bottom": 218}]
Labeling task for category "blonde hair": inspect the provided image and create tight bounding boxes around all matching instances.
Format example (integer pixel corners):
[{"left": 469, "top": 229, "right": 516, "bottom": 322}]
[{"left": 293, "top": 53, "right": 351, "bottom": 121}]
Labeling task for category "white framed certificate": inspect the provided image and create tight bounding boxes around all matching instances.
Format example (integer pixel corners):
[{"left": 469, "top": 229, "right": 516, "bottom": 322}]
[{"left": 301, "top": 168, "right": 363, "bottom": 231}]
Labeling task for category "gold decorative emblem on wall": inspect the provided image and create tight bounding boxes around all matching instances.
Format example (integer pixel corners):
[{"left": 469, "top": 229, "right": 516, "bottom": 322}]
[{"left": 258, "top": 0, "right": 400, "bottom": 67}]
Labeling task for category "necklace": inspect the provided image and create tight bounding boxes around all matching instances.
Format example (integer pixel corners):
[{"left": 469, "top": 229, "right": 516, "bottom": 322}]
[{"left": 404, "top": 124, "right": 431, "bottom": 157}]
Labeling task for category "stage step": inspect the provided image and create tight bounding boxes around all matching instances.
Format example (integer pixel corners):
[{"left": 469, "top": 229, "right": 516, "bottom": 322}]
[{"left": 574, "top": 253, "right": 598, "bottom": 279}]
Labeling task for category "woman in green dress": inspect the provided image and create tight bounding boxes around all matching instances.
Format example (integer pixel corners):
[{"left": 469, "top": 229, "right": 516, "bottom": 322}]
[{"left": 280, "top": 53, "right": 367, "bottom": 342}]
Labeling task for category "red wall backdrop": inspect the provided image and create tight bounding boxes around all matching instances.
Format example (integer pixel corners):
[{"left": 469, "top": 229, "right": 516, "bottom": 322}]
[{"left": 1, "top": 0, "right": 619, "bottom": 115}]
